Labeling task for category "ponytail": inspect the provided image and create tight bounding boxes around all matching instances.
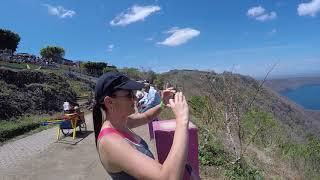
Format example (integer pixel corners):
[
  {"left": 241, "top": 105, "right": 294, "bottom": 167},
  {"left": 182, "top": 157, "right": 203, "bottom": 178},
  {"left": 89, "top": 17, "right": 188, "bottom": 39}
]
[{"left": 93, "top": 101, "right": 102, "bottom": 146}]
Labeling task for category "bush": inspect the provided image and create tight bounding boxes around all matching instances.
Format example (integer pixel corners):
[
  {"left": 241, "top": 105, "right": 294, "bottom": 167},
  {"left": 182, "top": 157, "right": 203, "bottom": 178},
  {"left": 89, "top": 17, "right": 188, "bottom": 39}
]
[
  {"left": 82, "top": 61, "right": 107, "bottom": 77},
  {"left": 119, "top": 67, "right": 143, "bottom": 80},
  {"left": 280, "top": 135, "right": 320, "bottom": 178},
  {"left": 189, "top": 95, "right": 223, "bottom": 129},
  {"left": 242, "top": 108, "right": 279, "bottom": 148},
  {"left": 225, "top": 161, "right": 262, "bottom": 180},
  {"left": 199, "top": 131, "right": 228, "bottom": 166}
]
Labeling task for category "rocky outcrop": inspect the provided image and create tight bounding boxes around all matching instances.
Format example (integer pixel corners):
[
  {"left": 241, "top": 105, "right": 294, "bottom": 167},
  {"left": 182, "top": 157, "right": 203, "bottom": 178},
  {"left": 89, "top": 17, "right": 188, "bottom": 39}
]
[{"left": 0, "top": 68, "right": 76, "bottom": 120}]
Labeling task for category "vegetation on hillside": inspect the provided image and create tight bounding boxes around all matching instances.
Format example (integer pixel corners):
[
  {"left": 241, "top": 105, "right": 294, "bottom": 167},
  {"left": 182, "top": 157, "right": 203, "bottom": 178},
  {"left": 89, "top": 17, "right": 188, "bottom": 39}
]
[
  {"left": 40, "top": 46, "right": 65, "bottom": 63},
  {"left": 81, "top": 61, "right": 109, "bottom": 77},
  {"left": 161, "top": 70, "right": 320, "bottom": 179},
  {"left": 0, "top": 68, "right": 77, "bottom": 120},
  {"left": 0, "top": 61, "right": 96, "bottom": 141}
]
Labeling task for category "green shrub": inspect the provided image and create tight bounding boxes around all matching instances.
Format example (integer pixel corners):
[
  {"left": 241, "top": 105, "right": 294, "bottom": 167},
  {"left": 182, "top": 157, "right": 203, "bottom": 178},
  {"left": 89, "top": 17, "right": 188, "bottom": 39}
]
[
  {"left": 67, "top": 79, "right": 92, "bottom": 97},
  {"left": 103, "top": 66, "right": 118, "bottom": 73},
  {"left": 225, "top": 161, "right": 262, "bottom": 180},
  {"left": 189, "top": 95, "right": 223, "bottom": 129},
  {"left": 279, "top": 135, "right": 320, "bottom": 178},
  {"left": 199, "top": 132, "right": 228, "bottom": 166},
  {"left": 242, "top": 108, "right": 280, "bottom": 148}
]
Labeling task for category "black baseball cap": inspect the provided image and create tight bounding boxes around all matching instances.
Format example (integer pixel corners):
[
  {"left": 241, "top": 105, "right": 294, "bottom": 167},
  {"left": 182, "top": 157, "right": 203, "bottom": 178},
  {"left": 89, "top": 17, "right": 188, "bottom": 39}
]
[{"left": 95, "top": 72, "right": 144, "bottom": 103}]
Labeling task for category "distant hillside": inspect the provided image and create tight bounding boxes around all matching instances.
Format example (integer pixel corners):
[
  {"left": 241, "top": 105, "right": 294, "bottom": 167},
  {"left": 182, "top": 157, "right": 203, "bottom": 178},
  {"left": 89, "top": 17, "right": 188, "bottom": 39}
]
[
  {"left": 264, "top": 76, "right": 320, "bottom": 125},
  {"left": 159, "top": 70, "right": 320, "bottom": 179},
  {"left": 161, "top": 70, "right": 320, "bottom": 139},
  {"left": 265, "top": 76, "right": 320, "bottom": 92}
]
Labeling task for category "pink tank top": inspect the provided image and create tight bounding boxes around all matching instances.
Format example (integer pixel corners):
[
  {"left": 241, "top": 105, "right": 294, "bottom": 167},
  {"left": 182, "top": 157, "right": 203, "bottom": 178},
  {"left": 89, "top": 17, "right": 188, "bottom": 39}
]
[{"left": 97, "top": 127, "right": 138, "bottom": 144}]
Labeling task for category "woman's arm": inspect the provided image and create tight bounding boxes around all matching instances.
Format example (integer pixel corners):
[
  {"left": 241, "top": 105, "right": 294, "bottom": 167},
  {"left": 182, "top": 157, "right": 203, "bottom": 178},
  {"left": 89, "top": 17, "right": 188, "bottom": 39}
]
[
  {"left": 127, "top": 103, "right": 162, "bottom": 129},
  {"left": 127, "top": 88, "right": 175, "bottom": 129}
]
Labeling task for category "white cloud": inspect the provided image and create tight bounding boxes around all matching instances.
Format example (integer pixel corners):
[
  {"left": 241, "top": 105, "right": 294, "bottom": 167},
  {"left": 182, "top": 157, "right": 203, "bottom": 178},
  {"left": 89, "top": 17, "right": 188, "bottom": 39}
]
[
  {"left": 255, "top": 11, "right": 277, "bottom": 21},
  {"left": 298, "top": 0, "right": 320, "bottom": 17},
  {"left": 247, "top": 6, "right": 277, "bottom": 21},
  {"left": 157, "top": 27, "right": 200, "bottom": 47},
  {"left": 107, "top": 44, "right": 114, "bottom": 52},
  {"left": 110, "top": 5, "right": 160, "bottom": 26},
  {"left": 44, "top": 4, "right": 76, "bottom": 18},
  {"left": 247, "top": 6, "right": 265, "bottom": 17}
]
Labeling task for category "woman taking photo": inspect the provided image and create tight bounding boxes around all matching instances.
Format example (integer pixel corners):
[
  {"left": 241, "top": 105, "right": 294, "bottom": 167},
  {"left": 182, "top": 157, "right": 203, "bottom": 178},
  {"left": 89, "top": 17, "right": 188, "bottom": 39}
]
[{"left": 93, "top": 72, "right": 190, "bottom": 180}]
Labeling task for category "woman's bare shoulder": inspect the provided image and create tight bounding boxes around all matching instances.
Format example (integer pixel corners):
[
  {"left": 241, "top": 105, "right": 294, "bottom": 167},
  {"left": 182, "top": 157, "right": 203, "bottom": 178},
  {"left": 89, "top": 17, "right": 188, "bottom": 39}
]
[
  {"left": 98, "top": 131, "right": 163, "bottom": 179},
  {"left": 98, "top": 132, "right": 130, "bottom": 172}
]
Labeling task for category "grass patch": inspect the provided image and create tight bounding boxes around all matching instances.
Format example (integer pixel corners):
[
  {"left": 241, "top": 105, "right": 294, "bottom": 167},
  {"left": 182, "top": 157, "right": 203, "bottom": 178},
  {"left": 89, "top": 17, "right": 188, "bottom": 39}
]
[
  {"left": 0, "top": 114, "right": 56, "bottom": 143},
  {"left": 66, "top": 79, "right": 92, "bottom": 97},
  {"left": 279, "top": 135, "right": 320, "bottom": 179},
  {"left": 0, "top": 61, "right": 39, "bottom": 70}
]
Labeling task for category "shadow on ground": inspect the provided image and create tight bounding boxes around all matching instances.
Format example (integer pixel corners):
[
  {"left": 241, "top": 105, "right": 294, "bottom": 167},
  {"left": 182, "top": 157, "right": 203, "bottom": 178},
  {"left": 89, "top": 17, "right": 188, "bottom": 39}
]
[{"left": 55, "top": 130, "right": 93, "bottom": 145}]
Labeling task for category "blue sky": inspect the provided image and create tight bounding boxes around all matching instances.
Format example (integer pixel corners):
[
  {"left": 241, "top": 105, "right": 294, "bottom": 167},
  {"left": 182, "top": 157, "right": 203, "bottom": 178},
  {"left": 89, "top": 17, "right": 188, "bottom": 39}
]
[{"left": 1, "top": 0, "right": 320, "bottom": 77}]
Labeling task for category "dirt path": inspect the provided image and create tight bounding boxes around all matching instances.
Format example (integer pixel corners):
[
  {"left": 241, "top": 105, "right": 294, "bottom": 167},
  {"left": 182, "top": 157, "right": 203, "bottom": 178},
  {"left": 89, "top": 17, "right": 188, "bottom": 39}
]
[{"left": 0, "top": 113, "right": 156, "bottom": 180}]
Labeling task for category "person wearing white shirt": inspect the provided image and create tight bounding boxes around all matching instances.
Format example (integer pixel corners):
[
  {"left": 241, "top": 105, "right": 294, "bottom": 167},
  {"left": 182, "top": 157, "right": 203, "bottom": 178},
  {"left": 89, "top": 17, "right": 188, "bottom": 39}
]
[
  {"left": 63, "top": 101, "right": 75, "bottom": 113},
  {"left": 140, "top": 84, "right": 161, "bottom": 113}
]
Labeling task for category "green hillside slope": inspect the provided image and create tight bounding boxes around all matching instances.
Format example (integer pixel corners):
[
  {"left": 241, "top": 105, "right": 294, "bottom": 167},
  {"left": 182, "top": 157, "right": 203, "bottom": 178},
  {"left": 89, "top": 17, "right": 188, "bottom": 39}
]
[{"left": 159, "top": 70, "right": 320, "bottom": 179}]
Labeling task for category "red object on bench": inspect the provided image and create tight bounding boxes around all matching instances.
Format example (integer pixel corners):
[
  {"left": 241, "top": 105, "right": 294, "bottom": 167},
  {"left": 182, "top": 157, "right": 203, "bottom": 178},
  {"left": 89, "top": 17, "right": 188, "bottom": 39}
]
[{"left": 153, "top": 120, "right": 199, "bottom": 180}]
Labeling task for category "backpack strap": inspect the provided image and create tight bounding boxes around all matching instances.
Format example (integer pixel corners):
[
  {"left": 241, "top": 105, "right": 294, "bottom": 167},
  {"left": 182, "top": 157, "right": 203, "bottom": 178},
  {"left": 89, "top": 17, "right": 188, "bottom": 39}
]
[{"left": 98, "top": 127, "right": 138, "bottom": 144}]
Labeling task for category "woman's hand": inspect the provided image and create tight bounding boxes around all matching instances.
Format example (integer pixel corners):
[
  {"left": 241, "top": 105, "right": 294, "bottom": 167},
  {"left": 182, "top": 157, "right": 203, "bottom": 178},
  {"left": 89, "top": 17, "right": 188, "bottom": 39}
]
[
  {"left": 167, "top": 92, "right": 189, "bottom": 125},
  {"left": 161, "top": 87, "right": 176, "bottom": 105}
]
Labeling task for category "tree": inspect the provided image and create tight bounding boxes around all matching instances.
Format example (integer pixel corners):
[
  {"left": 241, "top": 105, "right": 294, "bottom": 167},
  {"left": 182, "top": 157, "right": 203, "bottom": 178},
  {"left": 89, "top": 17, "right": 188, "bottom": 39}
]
[
  {"left": 103, "top": 66, "right": 118, "bottom": 73},
  {"left": 140, "top": 67, "right": 157, "bottom": 84},
  {"left": 0, "top": 29, "right": 21, "bottom": 52},
  {"left": 199, "top": 64, "right": 276, "bottom": 165},
  {"left": 119, "top": 67, "right": 143, "bottom": 80},
  {"left": 40, "top": 46, "right": 65, "bottom": 63},
  {"left": 153, "top": 74, "right": 165, "bottom": 89},
  {"left": 82, "top": 61, "right": 107, "bottom": 77}
]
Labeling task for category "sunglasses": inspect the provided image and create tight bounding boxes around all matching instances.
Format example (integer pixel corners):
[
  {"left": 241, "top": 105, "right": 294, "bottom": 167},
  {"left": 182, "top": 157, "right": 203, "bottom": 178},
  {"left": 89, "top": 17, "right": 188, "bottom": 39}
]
[{"left": 111, "top": 90, "right": 136, "bottom": 99}]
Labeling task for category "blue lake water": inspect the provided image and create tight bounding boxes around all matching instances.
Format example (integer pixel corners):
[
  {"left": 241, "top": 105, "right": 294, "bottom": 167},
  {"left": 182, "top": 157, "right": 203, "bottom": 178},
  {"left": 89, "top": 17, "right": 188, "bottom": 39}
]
[{"left": 281, "top": 85, "right": 320, "bottom": 110}]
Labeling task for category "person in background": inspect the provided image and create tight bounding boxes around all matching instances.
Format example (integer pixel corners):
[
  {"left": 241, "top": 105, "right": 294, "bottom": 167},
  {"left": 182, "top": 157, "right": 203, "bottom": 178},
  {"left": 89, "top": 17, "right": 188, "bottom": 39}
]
[
  {"left": 139, "top": 83, "right": 161, "bottom": 113},
  {"left": 135, "top": 90, "right": 145, "bottom": 102},
  {"left": 137, "top": 88, "right": 148, "bottom": 112},
  {"left": 135, "top": 90, "right": 146, "bottom": 112},
  {"left": 93, "top": 72, "right": 190, "bottom": 180},
  {"left": 75, "top": 107, "right": 85, "bottom": 123},
  {"left": 63, "top": 101, "right": 73, "bottom": 113}
]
